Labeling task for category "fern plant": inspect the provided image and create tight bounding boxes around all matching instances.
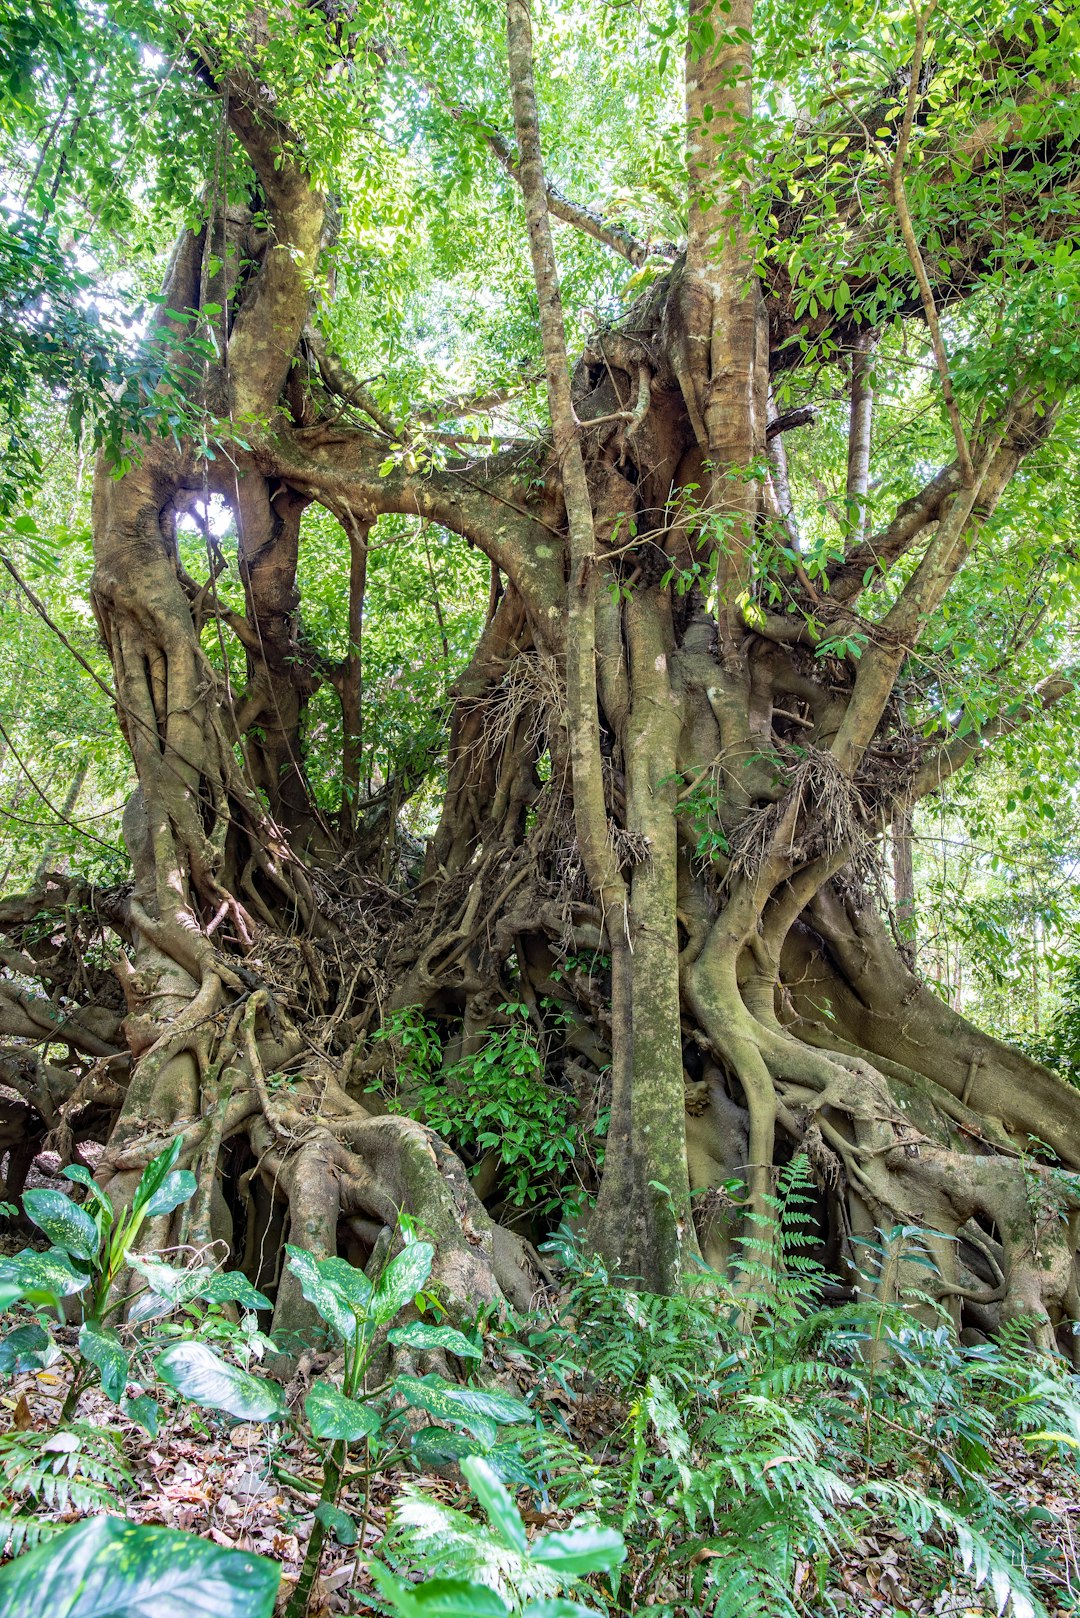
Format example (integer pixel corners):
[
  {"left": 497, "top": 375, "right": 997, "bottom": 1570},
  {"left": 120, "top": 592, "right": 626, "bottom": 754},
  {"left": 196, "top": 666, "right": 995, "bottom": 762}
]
[
  {"left": 0, "top": 1423, "right": 131, "bottom": 1554},
  {"left": 374, "top": 1455, "right": 625, "bottom": 1615},
  {"left": 530, "top": 1154, "right": 1073, "bottom": 1617}
]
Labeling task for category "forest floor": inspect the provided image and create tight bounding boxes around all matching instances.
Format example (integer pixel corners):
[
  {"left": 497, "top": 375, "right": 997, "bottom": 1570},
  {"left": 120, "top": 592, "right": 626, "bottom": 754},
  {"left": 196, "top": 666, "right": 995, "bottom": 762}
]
[
  {"left": 3, "top": 1348, "right": 1079, "bottom": 1616},
  {"left": 2, "top": 1163, "right": 1080, "bottom": 1614}
]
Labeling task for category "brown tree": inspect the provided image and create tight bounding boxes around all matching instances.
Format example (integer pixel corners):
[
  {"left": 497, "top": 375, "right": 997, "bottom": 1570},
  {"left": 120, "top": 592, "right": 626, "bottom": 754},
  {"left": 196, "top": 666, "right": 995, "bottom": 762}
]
[{"left": 4, "top": 0, "right": 1080, "bottom": 1354}]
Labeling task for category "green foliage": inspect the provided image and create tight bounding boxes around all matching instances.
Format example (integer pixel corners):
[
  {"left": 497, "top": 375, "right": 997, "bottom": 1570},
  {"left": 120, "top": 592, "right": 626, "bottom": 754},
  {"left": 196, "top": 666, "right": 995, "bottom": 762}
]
[
  {"left": 0, "top": 1173, "right": 1075, "bottom": 1618},
  {"left": 0, "top": 1140, "right": 271, "bottom": 1429},
  {"left": 0, "top": 207, "right": 209, "bottom": 519},
  {"left": 2, "top": 0, "right": 1080, "bottom": 1611},
  {"left": 521, "top": 1161, "right": 1080, "bottom": 1616},
  {"left": 156, "top": 1340, "right": 286, "bottom": 1423},
  {"left": 374, "top": 1004, "right": 577, "bottom": 1211},
  {"left": 0, "top": 1424, "right": 131, "bottom": 1556},
  {"left": 1030, "top": 954, "right": 1080, "bottom": 1084},
  {"left": 0, "top": 1514, "right": 280, "bottom": 1617},
  {"left": 374, "top": 1455, "right": 625, "bottom": 1615}
]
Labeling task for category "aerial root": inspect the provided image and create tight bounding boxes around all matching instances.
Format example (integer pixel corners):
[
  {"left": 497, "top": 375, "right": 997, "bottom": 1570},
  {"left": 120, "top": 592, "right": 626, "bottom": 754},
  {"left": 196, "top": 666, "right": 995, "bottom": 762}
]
[{"left": 86, "top": 997, "right": 540, "bottom": 1352}]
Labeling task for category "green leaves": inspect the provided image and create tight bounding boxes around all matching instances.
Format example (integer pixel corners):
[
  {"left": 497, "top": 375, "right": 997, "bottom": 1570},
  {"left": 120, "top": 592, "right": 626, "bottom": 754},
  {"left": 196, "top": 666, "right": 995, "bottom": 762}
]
[
  {"left": 285, "top": 1239, "right": 432, "bottom": 1343},
  {"left": 395, "top": 1374, "right": 531, "bottom": 1454},
  {"left": 22, "top": 1189, "right": 98, "bottom": 1262},
  {"left": 131, "top": 1137, "right": 189, "bottom": 1219},
  {"left": 314, "top": 1500, "right": 357, "bottom": 1546},
  {"left": 121, "top": 1391, "right": 160, "bottom": 1436},
  {"left": 0, "top": 1280, "right": 25, "bottom": 1312},
  {"left": 372, "top": 1241, "right": 435, "bottom": 1324},
  {"left": 0, "top": 1247, "right": 89, "bottom": 1299},
  {"left": 200, "top": 1272, "right": 272, "bottom": 1311},
  {"left": 60, "top": 1164, "right": 113, "bottom": 1230},
  {"left": 142, "top": 1169, "right": 197, "bottom": 1218},
  {"left": 366, "top": 1457, "right": 626, "bottom": 1618},
  {"left": 285, "top": 1247, "right": 368, "bottom": 1344},
  {"left": 78, "top": 1321, "right": 128, "bottom": 1404},
  {"left": 131, "top": 1139, "right": 196, "bottom": 1221},
  {"left": 0, "top": 1515, "right": 280, "bottom": 1617},
  {"left": 456, "top": 1457, "right": 625, "bottom": 1575},
  {"left": 156, "top": 1341, "right": 286, "bottom": 1423},
  {"left": 459, "top": 1456, "right": 526, "bottom": 1553},
  {"left": 127, "top": 1256, "right": 270, "bottom": 1322},
  {"left": 304, "top": 1380, "right": 383, "bottom": 1441},
  {"left": 530, "top": 1527, "right": 627, "bottom": 1577},
  {"left": 375, "top": 1006, "right": 575, "bottom": 1212},
  {"left": 0, "top": 1321, "right": 54, "bottom": 1373},
  {"left": 367, "top": 1567, "right": 511, "bottom": 1618},
  {"left": 396, "top": 1374, "right": 531, "bottom": 1429},
  {"left": 388, "top": 1321, "right": 480, "bottom": 1359}
]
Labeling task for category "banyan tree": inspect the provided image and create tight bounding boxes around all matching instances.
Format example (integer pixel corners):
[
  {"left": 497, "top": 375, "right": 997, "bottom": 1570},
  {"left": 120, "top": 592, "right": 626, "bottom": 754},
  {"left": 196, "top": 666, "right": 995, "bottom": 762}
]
[{"left": 3, "top": 0, "right": 1080, "bottom": 1351}]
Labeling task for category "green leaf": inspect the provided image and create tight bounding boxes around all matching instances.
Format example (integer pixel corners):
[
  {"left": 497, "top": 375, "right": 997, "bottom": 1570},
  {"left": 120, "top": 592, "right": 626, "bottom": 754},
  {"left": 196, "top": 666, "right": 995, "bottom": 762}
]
[
  {"left": 142, "top": 1169, "right": 197, "bottom": 1218},
  {"left": 371, "top": 1241, "right": 434, "bottom": 1324},
  {"left": 410, "top": 1580, "right": 509, "bottom": 1617},
  {"left": 0, "top": 1281, "right": 25, "bottom": 1312},
  {"left": 367, "top": 1564, "right": 509, "bottom": 1618},
  {"left": 198, "top": 1272, "right": 273, "bottom": 1311},
  {"left": 0, "top": 1321, "right": 54, "bottom": 1374},
  {"left": 316, "top": 1256, "right": 373, "bottom": 1313},
  {"left": 156, "top": 1341, "right": 286, "bottom": 1422},
  {"left": 531, "top": 1526, "right": 627, "bottom": 1575},
  {"left": 314, "top": 1500, "right": 357, "bottom": 1545},
  {"left": 0, "top": 1247, "right": 89, "bottom": 1299},
  {"left": 440, "top": 1383, "right": 531, "bottom": 1425},
  {"left": 129, "top": 1261, "right": 271, "bottom": 1323},
  {"left": 395, "top": 1375, "right": 528, "bottom": 1440},
  {"left": 121, "top": 1392, "right": 159, "bottom": 1436},
  {"left": 131, "top": 1138, "right": 183, "bottom": 1217},
  {"left": 285, "top": 1246, "right": 366, "bottom": 1343},
  {"left": 410, "top": 1425, "right": 485, "bottom": 1468},
  {"left": 305, "top": 1380, "right": 383, "bottom": 1441},
  {"left": 521, "top": 1603, "right": 600, "bottom": 1617},
  {"left": 22, "top": 1189, "right": 98, "bottom": 1262},
  {"left": 0, "top": 1514, "right": 280, "bottom": 1616},
  {"left": 79, "top": 1320, "right": 129, "bottom": 1404},
  {"left": 460, "top": 1455, "right": 527, "bottom": 1553},
  {"left": 387, "top": 1321, "right": 481, "bottom": 1359},
  {"left": 60, "top": 1165, "right": 113, "bottom": 1227},
  {"left": 395, "top": 1377, "right": 498, "bottom": 1444}
]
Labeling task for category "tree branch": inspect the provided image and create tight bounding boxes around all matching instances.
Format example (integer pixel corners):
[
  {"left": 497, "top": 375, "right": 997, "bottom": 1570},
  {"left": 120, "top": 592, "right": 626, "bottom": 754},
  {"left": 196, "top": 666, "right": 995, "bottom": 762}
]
[
  {"left": 412, "top": 58, "right": 665, "bottom": 266},
  {"left": 888, "top": 3, "right": 974, "bottom": 486},
  {"left": 830, "top": 393, "right": 1056, "bottom": 775},
  {"left": 828, "top": 461, "right": 965, "bottom": 604},
  {"left": 845, "top": 332, "right": 875, "bottom": 546},
  {"left": 911, "top": 673, "right": 1074, "bottom": 800},
  {"left": 303, "top": 326, "right": 400, "bottom": 437}
]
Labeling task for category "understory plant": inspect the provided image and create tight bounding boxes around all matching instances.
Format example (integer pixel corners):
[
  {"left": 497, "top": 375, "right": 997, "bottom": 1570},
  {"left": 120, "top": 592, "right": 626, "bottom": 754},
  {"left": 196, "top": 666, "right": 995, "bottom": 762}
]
[
  {"left": 510, "top": 1156, "right": 1080, "bottom": 1617},
  {"left": 0, "top": 1138, "right": 270, "bottom": 1436},
  {"left": 154, "top": 1224, "right": 542, "bottom": 1618},
  {"left": 374, "top": 1004, "right": 577, "bottom": 1211},
  {"left": 0, "top": 1150, "right": 1077, "bottom": 1618},
  {"left": 372, "top": 1455, "right": 626, "bottom": 1617}
]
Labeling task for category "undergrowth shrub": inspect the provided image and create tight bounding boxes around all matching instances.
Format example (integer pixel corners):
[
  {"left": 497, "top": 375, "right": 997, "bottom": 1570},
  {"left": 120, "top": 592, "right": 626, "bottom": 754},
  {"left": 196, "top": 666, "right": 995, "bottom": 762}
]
[
  {"left": 373, "top": 1003, "right": 577, "bottom": 1211},
  {"left": 497, "top": 1155, "right": 1080, "bottom": 1617},
  {"left": 0, "top": 1147, "right": 1078, "bottom": 1618}
]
